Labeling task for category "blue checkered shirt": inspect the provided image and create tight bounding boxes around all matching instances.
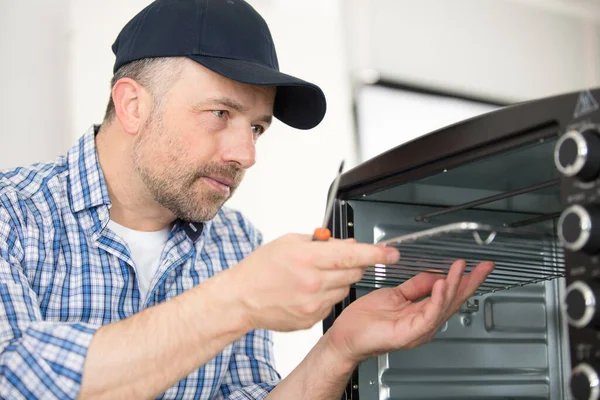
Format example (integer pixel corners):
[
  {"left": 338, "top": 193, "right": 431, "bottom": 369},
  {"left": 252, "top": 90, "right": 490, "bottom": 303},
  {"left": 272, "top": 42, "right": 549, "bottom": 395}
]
[{"left": 0, "top": 126, "right": 281, "bottom": 399}]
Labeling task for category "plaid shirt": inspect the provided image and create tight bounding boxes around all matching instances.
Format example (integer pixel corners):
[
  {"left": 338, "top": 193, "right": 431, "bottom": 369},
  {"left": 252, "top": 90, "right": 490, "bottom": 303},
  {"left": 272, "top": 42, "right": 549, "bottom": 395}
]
[{"left": 0, "top": 126, "right": 280, "bottom": 399}]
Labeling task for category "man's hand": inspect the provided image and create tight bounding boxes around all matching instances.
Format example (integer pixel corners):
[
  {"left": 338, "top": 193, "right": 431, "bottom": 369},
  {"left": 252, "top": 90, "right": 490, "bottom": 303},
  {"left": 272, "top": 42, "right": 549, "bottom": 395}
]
[
  {"left": 324, "top": 259, "right": 495, "bottom": 365},
  {"left": 223, "top": 234, "right": 400, "bottom": 332}
]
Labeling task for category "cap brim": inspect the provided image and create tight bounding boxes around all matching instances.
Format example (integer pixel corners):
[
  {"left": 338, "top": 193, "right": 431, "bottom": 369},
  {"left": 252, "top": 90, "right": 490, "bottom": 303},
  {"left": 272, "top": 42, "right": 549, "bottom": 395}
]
[{"left": 187, "top": 55, "right": 326, "bottom": 130}]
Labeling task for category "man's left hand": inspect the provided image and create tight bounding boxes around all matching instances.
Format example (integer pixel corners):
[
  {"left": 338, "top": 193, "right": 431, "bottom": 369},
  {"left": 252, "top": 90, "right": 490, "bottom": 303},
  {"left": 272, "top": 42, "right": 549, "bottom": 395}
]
[{"left": 325, "top": 259, "right": 495, "bottom": 366}]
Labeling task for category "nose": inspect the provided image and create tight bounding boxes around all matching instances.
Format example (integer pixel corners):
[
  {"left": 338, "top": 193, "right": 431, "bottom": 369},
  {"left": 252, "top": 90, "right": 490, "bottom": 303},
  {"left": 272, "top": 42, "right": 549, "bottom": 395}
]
[{"left": 221, "top": 126, "right": 256, "bottom": 169}]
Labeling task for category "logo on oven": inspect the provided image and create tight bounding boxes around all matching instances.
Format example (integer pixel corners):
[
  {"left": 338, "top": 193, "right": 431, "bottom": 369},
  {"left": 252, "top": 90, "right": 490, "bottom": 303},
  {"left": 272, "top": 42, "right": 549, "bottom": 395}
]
[{"left": 574, "top": 90, "right": 599, "bottom": 118}]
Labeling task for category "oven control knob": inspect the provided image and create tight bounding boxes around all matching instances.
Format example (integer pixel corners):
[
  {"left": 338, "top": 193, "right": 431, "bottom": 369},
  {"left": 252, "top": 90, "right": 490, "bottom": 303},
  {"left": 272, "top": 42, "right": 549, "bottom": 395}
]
[
  {"left": 555, "top": 128, "right": 600, "bottom": 181},
  {"left": 571, "top": 363, "right": 600, "bottom": 400},
  {"left": 558, "top": 204, "right": 600, "bottom": 253},
  {"left": 566, "top": 281, "right": 600, "bottom": 328}
]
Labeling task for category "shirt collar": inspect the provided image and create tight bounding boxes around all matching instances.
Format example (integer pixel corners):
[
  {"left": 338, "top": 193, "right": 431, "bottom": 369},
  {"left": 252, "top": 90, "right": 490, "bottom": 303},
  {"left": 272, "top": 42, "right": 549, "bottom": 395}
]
[
  {"left": 67, "top": 125, "right": 111, "bottom": 213},
  {"left": 67, "top": 125, "right": 206, "bottom": 243}
]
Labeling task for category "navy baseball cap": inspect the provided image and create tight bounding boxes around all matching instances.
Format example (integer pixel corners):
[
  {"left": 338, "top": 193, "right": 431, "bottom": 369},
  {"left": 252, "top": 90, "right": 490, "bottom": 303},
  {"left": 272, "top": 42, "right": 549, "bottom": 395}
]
[{"left": 111, "top": 0, "right": 326, "bottom": 130}]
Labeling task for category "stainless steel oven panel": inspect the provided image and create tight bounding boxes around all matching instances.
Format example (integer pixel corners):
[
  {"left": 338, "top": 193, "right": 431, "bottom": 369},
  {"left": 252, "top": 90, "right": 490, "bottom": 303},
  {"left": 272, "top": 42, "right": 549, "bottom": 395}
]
[{"left": 347, "top": 200, "right": 570, "bottom": 400}]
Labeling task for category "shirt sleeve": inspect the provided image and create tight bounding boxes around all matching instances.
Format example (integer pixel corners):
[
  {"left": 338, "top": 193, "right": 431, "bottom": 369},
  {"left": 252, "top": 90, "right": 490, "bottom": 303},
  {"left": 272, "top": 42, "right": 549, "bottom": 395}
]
[
  {"left": 219, "top": 211, "right": 281, "bottom": 398},
  {"left": 0, "top": 211, "right": 97, "bottom": 399},
  {"left": 216, "top": 328, "right": 281, "bottom": 400}
]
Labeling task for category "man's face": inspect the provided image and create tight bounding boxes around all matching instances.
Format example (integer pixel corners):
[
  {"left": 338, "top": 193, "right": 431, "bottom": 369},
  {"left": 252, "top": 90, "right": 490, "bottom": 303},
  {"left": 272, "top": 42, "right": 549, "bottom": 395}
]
[{"left": 132, "top": 60, "right": 275, "bottom": 223}]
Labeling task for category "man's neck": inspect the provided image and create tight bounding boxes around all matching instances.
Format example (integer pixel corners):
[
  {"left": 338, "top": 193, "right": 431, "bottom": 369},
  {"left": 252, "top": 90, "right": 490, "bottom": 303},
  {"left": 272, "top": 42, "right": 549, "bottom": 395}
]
[{"left": 95, "top": 123, "right": 175, "bottom": 232}]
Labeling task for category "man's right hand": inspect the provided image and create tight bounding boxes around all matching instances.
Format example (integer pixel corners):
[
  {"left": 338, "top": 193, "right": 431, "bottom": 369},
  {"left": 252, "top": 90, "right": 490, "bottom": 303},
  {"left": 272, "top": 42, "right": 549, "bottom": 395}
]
[
  {"left": 75, "top": 232, "right": 397, "bottom": 399},
  {"left": 223, "top": 233, "right": 400, "bottom": 332}
]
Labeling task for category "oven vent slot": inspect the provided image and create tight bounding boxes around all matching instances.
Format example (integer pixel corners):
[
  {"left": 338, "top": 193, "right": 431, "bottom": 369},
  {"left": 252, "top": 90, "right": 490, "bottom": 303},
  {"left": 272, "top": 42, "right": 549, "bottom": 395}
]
[{"left": 359, "top": 222, "right": 565, "bottom": 295}]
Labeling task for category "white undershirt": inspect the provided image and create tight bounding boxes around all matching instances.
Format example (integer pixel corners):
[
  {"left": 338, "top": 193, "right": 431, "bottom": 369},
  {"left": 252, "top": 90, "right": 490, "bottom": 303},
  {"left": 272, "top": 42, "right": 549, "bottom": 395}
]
[{"left": 107, "top": 220, "right": 171, "bottom": 301}]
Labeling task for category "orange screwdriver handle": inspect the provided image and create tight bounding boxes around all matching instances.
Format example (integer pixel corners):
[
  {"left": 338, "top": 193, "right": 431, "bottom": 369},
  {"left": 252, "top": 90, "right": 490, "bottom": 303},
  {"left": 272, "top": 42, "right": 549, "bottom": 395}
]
[{"left": 312, "top": 227, "right": 331, "bottom": 241}]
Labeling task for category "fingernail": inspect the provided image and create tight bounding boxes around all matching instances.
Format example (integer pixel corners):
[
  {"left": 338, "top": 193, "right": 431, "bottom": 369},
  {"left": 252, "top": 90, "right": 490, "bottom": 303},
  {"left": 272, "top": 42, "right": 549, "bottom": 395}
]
[{"left": 386, "top": 249, "right": 399, "bottom": 263}]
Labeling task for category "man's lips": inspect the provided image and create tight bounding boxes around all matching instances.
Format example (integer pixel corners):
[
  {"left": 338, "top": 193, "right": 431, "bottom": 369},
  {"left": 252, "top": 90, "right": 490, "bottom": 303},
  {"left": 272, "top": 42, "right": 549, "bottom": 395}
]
[
  {"left": 207, "top": 176, "right": 234, "bottom": 187},
  {"left": 200, "top": 176, "right": 236, "bottom": 195}
]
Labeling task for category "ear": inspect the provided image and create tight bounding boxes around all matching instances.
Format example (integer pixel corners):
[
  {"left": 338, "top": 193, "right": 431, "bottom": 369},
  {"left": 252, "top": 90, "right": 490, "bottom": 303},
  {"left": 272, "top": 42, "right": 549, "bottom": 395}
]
[{"left": 111, "top": 78, "right": 147, "bottom": 135}]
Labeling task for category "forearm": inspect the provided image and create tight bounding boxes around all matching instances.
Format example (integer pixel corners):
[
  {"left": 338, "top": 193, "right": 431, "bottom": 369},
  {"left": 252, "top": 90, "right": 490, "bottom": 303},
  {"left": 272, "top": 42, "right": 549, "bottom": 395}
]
[
  {"left": 266, "top": 330, "right": 357, "bottom": 400},
  {"left": 78, "top": 271, "right": 249, "bottom": 399}
]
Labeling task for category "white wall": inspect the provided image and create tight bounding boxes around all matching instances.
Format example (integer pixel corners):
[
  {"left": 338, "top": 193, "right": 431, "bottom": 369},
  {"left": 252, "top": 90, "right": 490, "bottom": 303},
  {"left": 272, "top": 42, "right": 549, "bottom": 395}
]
[
  {"left": 0, "top": 0, "right": 72, "bottom": 170},
  {"left": 356, "top": 85, "right": 499, "bottom": 162}
]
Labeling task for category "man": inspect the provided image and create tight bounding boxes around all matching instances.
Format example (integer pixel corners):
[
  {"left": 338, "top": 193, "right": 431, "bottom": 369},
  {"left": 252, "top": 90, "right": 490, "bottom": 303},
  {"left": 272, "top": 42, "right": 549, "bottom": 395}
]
[{"left": 0, "top": 0, "right": 495, "bottom": 399}]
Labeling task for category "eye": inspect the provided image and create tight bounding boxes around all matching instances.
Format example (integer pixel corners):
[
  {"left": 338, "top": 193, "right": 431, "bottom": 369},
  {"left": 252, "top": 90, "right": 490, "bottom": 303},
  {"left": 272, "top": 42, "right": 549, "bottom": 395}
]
[
  {"left": 251, "top": 125, "right": 265, "bottom": 136},
  {"left": 212, "top": 110, "right": 227, "bottom": 119}
]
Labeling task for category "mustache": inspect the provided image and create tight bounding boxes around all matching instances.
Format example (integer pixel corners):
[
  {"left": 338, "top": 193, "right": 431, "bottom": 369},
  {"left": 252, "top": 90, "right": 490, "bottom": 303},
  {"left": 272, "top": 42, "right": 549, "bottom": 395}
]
[{"left": 193, "top": 163, "right": 243, "bottom": 187}]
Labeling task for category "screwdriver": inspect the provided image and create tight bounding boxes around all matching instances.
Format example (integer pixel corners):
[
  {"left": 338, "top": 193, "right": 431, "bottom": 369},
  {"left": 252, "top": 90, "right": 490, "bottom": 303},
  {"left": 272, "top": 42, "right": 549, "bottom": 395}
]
[{"left": 313, "top": 160, "right": 345, "bottom": 241}]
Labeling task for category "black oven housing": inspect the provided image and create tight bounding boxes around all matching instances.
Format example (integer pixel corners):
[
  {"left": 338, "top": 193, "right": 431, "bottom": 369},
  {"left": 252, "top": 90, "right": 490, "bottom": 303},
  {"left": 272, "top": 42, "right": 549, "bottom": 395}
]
[{"left": 322, "top": 88, "right": 600, "bottom": 400}]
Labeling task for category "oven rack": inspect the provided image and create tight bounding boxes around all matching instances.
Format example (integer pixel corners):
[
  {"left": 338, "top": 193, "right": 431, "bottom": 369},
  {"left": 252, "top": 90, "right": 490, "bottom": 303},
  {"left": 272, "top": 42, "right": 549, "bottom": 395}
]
[{"left": 355, "top": 222, "right": 565, "bottom": 295}]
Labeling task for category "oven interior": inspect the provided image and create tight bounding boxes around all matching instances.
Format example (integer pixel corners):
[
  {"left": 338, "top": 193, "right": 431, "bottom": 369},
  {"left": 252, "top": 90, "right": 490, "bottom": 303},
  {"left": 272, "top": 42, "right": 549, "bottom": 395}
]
[{"left": 342, "top": 135, "right": 570, "bottom": 399}]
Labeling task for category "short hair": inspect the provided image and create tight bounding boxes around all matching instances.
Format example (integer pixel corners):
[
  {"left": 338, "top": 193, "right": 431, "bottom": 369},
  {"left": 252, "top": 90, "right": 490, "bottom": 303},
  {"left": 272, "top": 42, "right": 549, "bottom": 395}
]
[{"left": 102, "top": 57, "right": 185, "bottom": 123}]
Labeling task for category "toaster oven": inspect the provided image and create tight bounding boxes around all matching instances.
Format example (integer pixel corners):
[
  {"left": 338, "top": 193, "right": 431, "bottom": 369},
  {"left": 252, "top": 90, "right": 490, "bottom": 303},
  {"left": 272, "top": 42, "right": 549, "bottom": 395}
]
[{"left": 322, "top": 87, "right": 600, "bottom": 400}]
